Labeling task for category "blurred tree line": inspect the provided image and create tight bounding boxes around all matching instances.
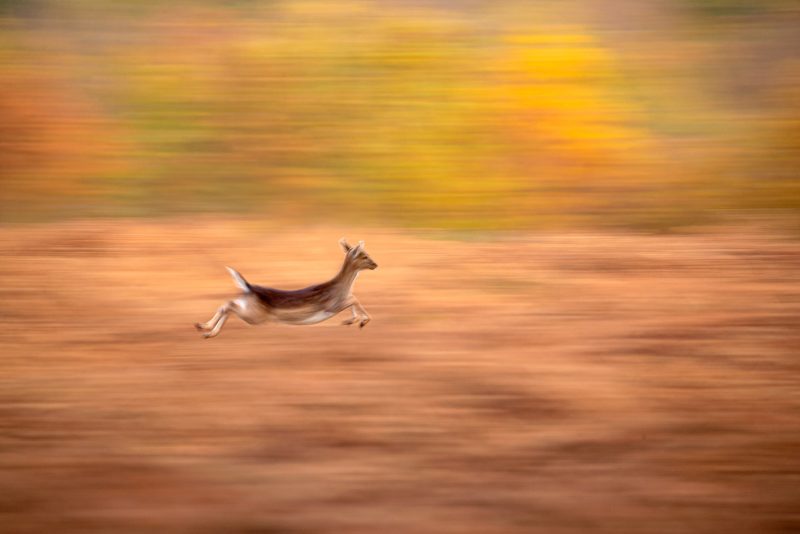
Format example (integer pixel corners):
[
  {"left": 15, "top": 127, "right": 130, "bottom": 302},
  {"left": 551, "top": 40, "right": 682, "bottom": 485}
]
[{"left": 1, "top": 0, "right": 798, "bottom": 229}]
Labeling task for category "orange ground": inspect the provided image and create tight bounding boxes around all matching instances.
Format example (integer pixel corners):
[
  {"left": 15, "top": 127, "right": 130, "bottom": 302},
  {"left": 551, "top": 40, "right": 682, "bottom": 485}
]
[{"left": 1, "top": 219, "right": 799, "bottom": 533}]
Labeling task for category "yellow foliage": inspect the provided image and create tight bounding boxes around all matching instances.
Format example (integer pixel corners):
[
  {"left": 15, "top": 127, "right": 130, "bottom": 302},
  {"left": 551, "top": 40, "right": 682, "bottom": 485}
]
[{"left": 0, "top": 2, "right": 794, "bottom": 227}]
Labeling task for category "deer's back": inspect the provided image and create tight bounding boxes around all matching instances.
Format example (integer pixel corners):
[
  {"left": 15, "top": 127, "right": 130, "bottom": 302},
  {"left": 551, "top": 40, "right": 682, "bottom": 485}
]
[{"left": 249, "top": 282, "right": 337, "bottom": 309}]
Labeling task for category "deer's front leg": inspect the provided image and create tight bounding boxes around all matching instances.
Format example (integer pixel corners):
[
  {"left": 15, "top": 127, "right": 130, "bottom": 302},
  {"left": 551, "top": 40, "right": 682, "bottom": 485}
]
[
  {"left": 341, "top": 297, "right": 369, "bottom": 327},
  {"left": 352, "top": 299, "right": 371, "bottom": 329},
  {"left": 341, "top": 305, "right": 359, "bottom": 326}
]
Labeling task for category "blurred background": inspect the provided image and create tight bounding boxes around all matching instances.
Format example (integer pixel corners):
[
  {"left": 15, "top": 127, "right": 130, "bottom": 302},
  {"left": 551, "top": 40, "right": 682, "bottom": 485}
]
[
  {"left": 2, "top": 0, "right": 799, "bottom": 228},
  {"left": 2, "top": 1, "right": 800, "bottom": 533}
]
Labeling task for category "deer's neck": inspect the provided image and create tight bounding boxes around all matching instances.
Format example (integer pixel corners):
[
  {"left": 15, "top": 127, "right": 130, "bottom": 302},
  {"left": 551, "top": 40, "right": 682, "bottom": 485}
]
[{"left": 332, "top": 260, "right": 360, "bottom": 292}]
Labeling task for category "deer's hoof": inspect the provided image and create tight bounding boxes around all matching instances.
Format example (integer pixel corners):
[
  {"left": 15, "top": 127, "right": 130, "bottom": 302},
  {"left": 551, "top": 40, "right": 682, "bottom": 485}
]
[
  {"left": 359, "top": 319, "right": 370, "bottom": 329},
  {"left": 194, "top": 322, "right": 205, "bottom": 331}
]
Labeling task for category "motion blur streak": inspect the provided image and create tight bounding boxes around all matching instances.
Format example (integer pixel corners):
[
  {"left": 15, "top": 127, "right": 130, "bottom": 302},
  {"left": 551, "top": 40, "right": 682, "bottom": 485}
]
[
  {"left": 2, "top": 222, "right": 799, "bottom": 533},
  {"left": 1, "top": 1, "right": 800, "bottom": 533}
]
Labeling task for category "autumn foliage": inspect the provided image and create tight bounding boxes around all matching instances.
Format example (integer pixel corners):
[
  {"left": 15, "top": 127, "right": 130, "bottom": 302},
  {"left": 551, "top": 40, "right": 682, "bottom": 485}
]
[{"left": 1, "top": 1, "right": 798, "bottom": 228}]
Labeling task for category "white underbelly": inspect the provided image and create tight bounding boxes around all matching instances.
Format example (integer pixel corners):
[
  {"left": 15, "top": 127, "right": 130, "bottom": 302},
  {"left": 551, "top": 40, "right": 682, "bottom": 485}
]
[{"left": 278, "top": 309, "right": 336, "bottom": 325}]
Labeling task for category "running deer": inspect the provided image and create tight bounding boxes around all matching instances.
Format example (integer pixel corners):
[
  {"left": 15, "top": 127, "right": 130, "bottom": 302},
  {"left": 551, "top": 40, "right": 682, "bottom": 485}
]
[{"left": 194, "top": 238, "right": 377, "bottom": 338}]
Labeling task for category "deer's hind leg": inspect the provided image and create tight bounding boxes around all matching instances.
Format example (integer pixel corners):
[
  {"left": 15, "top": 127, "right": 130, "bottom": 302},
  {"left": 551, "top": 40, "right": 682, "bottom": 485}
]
[
  {"left": 197, "top": 296, "right": 269, "bottom": 339},
  {"left": 195, "top": 306, "right": 225, "bottom": 331},
  {"left": 196, "top": 301, "right": 232, "bottom": 338},
  {"left": 203, "top": 306, "right": 232, "bottom": 338}
]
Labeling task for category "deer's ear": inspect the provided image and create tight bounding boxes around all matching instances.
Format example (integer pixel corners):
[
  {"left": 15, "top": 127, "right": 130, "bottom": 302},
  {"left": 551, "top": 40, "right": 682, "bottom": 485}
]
[{"left": 339, "top": 238, "right": 352, "bottom": 253}]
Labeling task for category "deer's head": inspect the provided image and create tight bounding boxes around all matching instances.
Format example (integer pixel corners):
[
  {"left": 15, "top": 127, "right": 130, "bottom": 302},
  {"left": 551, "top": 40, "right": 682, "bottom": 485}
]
[{"left": 339, "top": 238, "right": 378, "bottom": 270}]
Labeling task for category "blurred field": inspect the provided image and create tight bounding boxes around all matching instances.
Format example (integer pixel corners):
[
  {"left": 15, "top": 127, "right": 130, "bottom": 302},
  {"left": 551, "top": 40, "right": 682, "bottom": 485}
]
[{"left": 1, "top": 219, "right": 799, "bottom": 533}]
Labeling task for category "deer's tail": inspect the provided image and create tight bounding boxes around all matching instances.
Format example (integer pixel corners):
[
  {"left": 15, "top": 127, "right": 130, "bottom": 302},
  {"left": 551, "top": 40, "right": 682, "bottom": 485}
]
[{"left": 225, "top": 266, "right": 252, "bottom": 293}]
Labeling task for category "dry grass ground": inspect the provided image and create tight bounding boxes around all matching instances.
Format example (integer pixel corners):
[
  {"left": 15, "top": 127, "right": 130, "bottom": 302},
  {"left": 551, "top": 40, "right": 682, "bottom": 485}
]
[{"left": 1, "top": 219, "right": 799, "bottom": 533}]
